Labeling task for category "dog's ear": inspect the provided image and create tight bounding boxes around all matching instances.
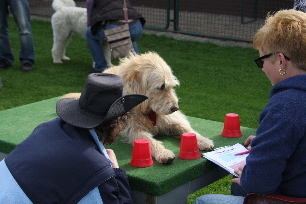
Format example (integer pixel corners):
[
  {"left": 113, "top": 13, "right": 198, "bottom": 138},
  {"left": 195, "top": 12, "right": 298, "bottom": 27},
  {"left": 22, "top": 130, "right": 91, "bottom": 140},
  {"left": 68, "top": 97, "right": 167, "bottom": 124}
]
[
  {"left": 123, "top": 70, "right": 147, "bottom": 95},
  {"left": 120, "top": 69, "right": 149, "bottom": 113}
]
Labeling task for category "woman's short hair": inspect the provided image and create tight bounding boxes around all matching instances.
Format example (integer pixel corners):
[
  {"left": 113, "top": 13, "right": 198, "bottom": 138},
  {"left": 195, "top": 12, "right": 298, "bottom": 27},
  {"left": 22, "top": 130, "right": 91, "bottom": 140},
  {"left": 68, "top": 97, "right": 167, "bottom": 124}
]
[{"left": 253, "top": 9, "right": 306, "bottom": 70}]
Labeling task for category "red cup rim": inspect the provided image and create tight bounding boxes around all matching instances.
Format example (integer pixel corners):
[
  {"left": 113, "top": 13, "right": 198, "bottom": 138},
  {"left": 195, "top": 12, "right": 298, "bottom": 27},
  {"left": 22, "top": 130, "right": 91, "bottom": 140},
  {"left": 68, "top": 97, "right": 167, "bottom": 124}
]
[
  {"left": 221, "top": 129, "right": 242, "bottom": 138},
  {"left": 178, "top": 151, "right": 201, "bottom": 160},
  {"left": 130, "top": 158, "right": 153, "bottom": 167}
]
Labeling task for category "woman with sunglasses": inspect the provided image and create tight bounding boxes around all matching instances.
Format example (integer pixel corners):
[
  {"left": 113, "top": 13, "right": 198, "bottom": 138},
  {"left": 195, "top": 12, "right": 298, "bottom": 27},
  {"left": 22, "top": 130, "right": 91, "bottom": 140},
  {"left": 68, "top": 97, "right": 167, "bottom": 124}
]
[{"left": 193, "top": 9, "right": 306, "bottom": 204}]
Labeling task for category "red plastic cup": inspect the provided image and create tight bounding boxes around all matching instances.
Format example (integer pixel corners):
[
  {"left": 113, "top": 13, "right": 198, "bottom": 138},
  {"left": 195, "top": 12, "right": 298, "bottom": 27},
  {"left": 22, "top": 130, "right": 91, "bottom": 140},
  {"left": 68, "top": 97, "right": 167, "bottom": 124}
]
[
  {"left": 178, "top": 133, "right": 201, "bottom": 160},
  {"left": 221, "top": 113, "right": 242, "bottom": 138},
  {"left": 130, "top": 139, "right": 154, "bottom": 167}
]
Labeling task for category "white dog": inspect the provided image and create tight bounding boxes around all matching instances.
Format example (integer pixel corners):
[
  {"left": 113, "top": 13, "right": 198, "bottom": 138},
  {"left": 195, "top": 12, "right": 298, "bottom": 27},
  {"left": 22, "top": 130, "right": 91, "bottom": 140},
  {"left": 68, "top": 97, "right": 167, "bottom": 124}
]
[
  {"left": 51, "top": 0, "right": 113, "bottom": 67},
  {"left": 64, "top": 52, "right": 214, "bottom": 163}
]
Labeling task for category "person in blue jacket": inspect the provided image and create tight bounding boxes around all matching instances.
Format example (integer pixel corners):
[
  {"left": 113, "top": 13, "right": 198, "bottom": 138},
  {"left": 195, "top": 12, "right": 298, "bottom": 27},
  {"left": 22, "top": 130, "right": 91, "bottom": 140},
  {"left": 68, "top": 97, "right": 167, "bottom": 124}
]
[
  {"left": 0, "top": 73, "right": 147, "bottom": 203},
  {"left": 193, "top": 9, "right": 306, "bottom": 204}
]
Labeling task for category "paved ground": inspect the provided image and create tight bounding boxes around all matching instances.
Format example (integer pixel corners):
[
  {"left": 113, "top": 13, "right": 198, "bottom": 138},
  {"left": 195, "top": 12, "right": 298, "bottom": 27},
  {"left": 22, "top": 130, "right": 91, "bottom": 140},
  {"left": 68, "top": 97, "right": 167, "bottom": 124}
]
[{"left": 142, "top": 29, "right": 253, "bottom": 48}]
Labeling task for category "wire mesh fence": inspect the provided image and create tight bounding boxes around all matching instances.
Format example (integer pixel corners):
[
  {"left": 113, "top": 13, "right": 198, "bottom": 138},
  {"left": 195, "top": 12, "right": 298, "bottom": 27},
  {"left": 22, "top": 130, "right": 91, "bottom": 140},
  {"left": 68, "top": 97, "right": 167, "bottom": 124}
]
[{"left": 29, "top": 0, "right": 295, "bottom": 42}]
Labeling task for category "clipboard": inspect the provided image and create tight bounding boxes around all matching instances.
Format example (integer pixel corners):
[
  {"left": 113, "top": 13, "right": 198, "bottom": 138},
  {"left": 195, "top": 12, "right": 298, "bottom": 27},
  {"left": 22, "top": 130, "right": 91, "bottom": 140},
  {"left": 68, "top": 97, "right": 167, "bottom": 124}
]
[{"left": 202, "top": 143, "right": 249, "bottom": 177}]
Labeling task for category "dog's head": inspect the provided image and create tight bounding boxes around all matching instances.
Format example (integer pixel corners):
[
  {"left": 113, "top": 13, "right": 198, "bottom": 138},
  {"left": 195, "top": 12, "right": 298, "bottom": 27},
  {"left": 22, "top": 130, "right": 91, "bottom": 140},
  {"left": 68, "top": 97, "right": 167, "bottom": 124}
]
[{"left": 117, "top": 52, "right": 180, "bottom": 115}]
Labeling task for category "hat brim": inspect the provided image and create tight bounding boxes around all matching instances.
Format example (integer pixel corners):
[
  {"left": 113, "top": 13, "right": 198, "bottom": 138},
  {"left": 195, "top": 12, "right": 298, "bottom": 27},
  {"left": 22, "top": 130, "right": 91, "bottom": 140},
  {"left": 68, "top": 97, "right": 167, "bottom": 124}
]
[{"left": 56, "top": 94, "right": 147, "bottom": 129}]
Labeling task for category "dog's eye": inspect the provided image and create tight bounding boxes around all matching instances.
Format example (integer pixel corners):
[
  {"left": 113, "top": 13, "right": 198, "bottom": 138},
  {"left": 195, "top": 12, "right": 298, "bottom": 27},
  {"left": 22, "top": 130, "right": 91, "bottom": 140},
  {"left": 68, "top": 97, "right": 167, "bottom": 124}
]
[{"left": 158, "top": 84, "right": 165, "bottom": 90}]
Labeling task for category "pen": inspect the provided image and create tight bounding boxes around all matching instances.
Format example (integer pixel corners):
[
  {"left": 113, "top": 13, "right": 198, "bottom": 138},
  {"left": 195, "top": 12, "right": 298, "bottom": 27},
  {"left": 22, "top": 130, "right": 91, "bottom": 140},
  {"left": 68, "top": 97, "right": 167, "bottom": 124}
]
[{"left": 234, "top": 150, "right": 250, "bottom": 156}]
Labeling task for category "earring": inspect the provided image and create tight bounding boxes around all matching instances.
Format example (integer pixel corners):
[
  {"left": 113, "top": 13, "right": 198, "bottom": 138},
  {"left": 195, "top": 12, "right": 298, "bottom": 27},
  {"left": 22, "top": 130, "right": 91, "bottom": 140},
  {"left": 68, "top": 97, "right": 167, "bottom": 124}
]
[{"left": 279, "top": 68, "right": 286, "bottom": 75}]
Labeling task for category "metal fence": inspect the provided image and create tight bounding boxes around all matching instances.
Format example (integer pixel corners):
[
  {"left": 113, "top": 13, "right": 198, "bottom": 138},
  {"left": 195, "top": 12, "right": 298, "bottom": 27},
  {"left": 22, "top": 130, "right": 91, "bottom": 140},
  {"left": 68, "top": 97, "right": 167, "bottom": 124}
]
[{"left": 29, "top": 0, "right": 295, "bottom": 42}]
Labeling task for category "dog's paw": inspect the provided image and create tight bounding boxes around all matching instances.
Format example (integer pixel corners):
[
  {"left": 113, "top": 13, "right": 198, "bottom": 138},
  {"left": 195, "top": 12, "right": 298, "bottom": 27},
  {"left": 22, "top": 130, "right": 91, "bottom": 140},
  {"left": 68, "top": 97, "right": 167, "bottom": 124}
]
[
  {"left": 155, "top": 149, "right": 175, "bottom": 164},
  {"left": 53, "top": 60, "right": 63, "bottom": 63},
  {"left": 197, "top": 138, "right": 214, "bottom": 151},
  {"left": 62, "top": 56, "right": 70, "bottom": 60}
]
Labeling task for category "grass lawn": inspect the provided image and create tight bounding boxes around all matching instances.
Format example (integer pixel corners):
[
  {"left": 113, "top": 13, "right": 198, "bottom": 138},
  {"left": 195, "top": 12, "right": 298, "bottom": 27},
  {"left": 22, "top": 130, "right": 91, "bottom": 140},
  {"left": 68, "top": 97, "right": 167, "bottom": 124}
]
[{"left": 0, "top": 17, "right": 271, "bottom": 203}]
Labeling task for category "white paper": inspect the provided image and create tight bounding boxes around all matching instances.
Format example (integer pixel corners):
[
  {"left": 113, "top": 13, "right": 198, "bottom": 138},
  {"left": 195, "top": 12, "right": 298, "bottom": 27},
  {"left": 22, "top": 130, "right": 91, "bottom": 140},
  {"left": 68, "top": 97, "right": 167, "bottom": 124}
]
[{"left": 202, "top": 143, "right": 249, "bottom": 177}]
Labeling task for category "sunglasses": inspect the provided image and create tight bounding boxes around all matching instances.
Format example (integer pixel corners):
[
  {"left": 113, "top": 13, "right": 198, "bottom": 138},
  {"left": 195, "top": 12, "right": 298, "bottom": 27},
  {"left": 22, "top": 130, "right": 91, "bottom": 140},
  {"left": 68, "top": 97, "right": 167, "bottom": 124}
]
[{"left": 254, "top": 52, "right": 290, "bottom": 68}]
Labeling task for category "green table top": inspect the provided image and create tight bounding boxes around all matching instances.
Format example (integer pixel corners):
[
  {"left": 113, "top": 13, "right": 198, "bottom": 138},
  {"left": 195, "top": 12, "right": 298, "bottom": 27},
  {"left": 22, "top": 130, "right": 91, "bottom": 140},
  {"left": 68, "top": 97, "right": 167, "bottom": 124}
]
[{"left": 0, "top": 97, "right": 256, "bottom": 196}]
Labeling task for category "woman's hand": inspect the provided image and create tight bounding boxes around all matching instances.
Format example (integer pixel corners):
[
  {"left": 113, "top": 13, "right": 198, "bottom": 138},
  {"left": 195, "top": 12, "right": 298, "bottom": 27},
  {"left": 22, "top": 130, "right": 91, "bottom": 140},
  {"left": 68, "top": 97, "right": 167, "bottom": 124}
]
[
  {"left": 232, "top": 136, "right": 255, "bottom": 184},
  {"left": 232, "top": 167, "right": 244, "bottom": 185},
  {"left": 106, "top": 149, "right": 119, "bottom": 168},
  {"left": 244, "top": 135, "right": 256, "bottom": 150}
]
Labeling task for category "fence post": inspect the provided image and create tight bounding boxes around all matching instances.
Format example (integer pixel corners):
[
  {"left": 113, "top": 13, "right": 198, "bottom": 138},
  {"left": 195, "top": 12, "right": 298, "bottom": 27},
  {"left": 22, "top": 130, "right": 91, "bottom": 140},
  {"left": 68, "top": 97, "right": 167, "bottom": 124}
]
[
  {"left": 241, "top": 0, "right": 258, "bottom": 24},
  {"left": 172, "top": 0, "right": 180, "bottom": 31}
]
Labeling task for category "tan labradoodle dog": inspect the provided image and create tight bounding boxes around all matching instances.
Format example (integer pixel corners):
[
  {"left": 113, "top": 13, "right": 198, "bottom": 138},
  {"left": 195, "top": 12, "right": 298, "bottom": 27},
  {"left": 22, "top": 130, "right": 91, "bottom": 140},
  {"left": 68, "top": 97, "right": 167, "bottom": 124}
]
[{"left": 65, "top": 52, "right": 214, "bottom": 163}]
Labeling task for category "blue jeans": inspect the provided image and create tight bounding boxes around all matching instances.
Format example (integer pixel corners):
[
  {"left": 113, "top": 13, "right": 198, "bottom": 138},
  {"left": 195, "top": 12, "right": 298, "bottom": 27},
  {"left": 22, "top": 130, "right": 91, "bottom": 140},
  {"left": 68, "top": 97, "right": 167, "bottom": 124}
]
[
  {"left": 0, "top": 0, "right": 35, "bottom": 65},
  {"left": 193, "top": 183, "right": 246, "bottom": 204},
  {"left": 86, "top": 21, "right": 143, "bottom": 72},
  {"left": 193, "top": 194, "right": 244, "bottom": 204}
]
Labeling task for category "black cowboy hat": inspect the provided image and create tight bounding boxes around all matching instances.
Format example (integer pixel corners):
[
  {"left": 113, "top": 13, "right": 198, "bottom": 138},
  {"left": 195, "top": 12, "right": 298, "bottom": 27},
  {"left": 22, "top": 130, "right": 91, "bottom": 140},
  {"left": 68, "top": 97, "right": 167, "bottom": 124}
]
[{"left": 56, "top": 73, "right": 147, "bottom": 128}]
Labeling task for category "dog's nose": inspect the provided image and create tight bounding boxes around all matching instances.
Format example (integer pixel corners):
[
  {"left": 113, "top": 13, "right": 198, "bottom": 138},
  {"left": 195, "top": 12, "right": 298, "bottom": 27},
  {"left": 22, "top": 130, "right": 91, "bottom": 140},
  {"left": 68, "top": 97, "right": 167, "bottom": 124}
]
[{"left": 171, "top": 106, "right": 179, "bottom": 112}]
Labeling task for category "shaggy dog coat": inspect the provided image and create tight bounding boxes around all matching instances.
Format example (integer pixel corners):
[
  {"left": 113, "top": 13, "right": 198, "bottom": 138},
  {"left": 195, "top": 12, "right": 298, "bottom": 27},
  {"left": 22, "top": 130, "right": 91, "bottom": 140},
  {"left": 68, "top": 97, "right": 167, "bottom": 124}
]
[{"left": 64, "top": 52, "right": 214, "bottom": 163}]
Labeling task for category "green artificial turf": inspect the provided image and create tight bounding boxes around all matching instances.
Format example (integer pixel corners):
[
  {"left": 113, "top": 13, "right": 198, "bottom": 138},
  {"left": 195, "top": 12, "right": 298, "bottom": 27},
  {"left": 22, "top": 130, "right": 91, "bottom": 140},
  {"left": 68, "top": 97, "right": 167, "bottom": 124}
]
[
  {"left": 0, "top": 17, "right": 271, "bottom": 202},
  {"left": 0, "top": 96, "right": 256, "bottom": 196}
]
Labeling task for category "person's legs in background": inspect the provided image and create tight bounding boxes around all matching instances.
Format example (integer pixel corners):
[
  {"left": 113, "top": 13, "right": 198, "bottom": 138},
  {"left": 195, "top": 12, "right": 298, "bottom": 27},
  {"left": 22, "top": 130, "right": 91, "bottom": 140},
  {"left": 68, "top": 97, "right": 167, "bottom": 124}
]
[
  {"left": 86, "top": 21, "right": 143, "bottom": 72},
  {"left": 9, "top": 0, "right": 35, "bottom": 72},
  {"left": 86, "top": 26, "right": 109, "bottom": 72},
  {"left": 129, "top": 21, "right": 143, "bottom": 54},
  {"left": 0, "top": 0, "right": 14, "bottom": 69}
]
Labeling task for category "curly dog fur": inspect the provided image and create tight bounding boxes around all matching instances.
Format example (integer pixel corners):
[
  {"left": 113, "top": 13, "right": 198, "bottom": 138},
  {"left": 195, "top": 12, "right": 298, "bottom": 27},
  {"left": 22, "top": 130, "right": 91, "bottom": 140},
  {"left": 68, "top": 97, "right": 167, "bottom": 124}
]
[{"left": 64, "top": 52, "right": 214, "bottom": 163}]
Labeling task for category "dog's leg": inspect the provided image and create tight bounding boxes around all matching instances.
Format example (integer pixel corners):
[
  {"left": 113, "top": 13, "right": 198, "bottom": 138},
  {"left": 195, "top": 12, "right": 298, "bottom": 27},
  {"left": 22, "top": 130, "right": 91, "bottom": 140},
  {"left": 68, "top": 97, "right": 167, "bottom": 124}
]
[
  {"left": 102, "top": 42, "right": 114, "bottom": 68},
  {"left": 60, "top": 35, "right": 72, "bottom": 61},
  {"left": 121, "top": 129, "right": 176, "bottom": 164},
  {"left": 51, "top": 19, "right": 72, "bottom": 63},
  {"left": 149, "top": 136, "right": 176, "bottom": 164},
  {"left": 52, "top": 35, "right": 71, "bottom": 63},
  {"left": 157, "top": 111, "right": 214, "bottom": 151}
]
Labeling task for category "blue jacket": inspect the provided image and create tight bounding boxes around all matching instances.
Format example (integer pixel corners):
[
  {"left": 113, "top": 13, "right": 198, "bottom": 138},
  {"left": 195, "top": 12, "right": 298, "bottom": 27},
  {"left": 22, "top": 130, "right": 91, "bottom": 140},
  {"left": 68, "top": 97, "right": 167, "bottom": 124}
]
[
  {"left": 0, "top": 118, "right": 133, "bottom": 203},
  {"left": 241, "top": 74, "right": 306, "bottom": 197}
]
